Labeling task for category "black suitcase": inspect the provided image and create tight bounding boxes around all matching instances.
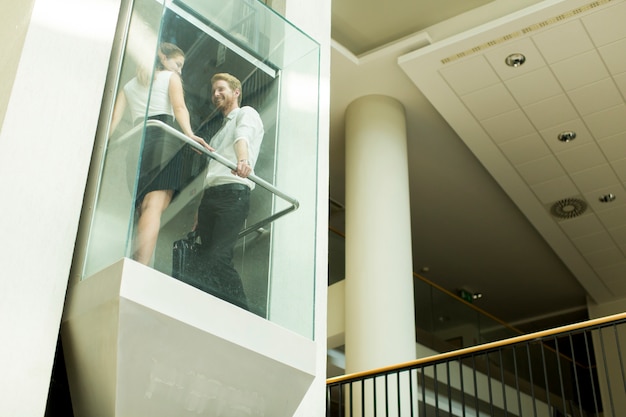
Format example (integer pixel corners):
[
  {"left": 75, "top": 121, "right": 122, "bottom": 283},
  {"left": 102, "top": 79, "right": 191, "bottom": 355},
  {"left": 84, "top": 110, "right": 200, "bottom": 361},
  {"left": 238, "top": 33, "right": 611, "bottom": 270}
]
[{"left": 172, "top": 231, "right": 200, "bottom": 281}]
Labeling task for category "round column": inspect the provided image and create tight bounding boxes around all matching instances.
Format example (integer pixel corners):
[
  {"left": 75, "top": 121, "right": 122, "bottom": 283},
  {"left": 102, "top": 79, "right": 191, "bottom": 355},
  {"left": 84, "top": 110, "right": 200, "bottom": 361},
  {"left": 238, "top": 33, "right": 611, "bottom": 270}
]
[{"left": 344, "top": 94, "right": 416, "bottom": 374}]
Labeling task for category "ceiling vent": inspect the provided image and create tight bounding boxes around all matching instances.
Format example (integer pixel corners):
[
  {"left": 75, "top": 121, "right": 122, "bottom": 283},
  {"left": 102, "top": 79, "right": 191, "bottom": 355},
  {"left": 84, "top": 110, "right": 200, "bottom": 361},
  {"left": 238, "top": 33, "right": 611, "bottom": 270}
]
[{"left": 549, "top": 197, "right": 588, "bottom": 220}]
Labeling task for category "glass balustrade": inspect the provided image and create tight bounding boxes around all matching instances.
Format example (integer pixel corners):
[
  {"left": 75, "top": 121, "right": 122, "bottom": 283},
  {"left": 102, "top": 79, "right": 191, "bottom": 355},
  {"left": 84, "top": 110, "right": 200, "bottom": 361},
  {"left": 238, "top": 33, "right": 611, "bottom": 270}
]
[{"left": 79, "top": 0, "right": 320, "bottom": 338}]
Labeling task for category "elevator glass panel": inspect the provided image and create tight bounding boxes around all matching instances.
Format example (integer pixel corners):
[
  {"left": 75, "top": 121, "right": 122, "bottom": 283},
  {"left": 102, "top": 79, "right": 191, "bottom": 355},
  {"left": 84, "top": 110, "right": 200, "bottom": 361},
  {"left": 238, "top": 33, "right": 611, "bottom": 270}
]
[{"left": 79, "top": 0, "right": 320, "bottom": 338}]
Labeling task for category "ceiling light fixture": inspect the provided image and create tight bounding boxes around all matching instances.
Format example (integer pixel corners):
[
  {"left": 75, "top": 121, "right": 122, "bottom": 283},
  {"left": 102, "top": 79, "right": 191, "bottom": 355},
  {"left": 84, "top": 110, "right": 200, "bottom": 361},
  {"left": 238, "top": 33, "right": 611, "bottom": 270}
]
[
  {"left": 599, "top": 193, "right": 616, "bottom": 203},
  {"left": 550, "top": 197, "right": 587, "bottom": 219},
  {"left": 558, "top": 131, "right": 577, "bottom": 142},
  {"left": 505, "top": 53, "right": 526, "bottom": 67}
]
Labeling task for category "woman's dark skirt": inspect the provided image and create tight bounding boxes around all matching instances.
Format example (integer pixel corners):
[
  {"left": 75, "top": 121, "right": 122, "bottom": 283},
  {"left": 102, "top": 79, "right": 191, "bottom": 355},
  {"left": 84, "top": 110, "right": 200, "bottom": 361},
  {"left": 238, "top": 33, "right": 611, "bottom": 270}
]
[{"left": 131, "top": 114, "right": 190, "bottom": 207}]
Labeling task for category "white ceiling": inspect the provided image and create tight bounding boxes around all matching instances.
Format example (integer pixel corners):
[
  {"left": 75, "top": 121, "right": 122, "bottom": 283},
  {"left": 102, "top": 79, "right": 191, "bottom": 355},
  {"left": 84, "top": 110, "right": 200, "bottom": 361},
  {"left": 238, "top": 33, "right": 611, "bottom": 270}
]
[
  {"left": 330, "top": 0, "right": 626, "bottom": 331},
  {"left": 331, "top": 0, "right": 497, "bottom": 55}
]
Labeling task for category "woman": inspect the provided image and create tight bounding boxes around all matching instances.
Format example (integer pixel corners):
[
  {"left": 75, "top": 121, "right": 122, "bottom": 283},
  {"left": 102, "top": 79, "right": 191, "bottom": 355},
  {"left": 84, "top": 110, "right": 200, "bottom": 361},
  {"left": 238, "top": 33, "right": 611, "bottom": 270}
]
[{"left": 110, "top": 42, "right": 212, "bottom": 265}]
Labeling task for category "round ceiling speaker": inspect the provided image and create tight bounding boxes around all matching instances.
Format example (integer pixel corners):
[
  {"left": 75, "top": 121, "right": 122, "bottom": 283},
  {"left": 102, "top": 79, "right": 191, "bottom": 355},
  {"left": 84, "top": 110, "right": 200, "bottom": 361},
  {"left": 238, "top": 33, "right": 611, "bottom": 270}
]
[{"left": 550, "top": 198, "right": 588, "bottom": 219}]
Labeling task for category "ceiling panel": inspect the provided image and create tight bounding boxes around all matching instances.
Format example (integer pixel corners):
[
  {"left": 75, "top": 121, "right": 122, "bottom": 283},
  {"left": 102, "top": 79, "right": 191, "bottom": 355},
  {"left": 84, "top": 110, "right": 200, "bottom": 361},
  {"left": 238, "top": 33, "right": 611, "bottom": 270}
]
[
  {"left": 584, "top": 246, "right": 625, "bottom": 268},
  {"left": 558, "top": 213, "right": 605, "bottom": 239},
  {"left": 554, "top": 143, "right": 607, "bottom": 173},
  {"left": 498, "top": 133, "right": 551, "bottom": 165},
  {"left": 613, "top": 158, "right": 626, "bottom": 181},
  {"left": 504, "top": 67, "right": 562, "bottom": 106},
  {"left": 480, "top": 109, "right": 536, "bottom": 143},
  {"left": 583, "top": 104, "right": 626, "bottom": 139},
  {"left": 440, "top": 55, "right": 499, "bottom": 95},
  {"left": 522, "top": 95, "right": 577, "bottom": 130},
  {"left": 567, "top": 78, "right": 624, "bottom": 116},
  {"left": 572, "top": 231, "right": 616, "bottom": 254},
  {"left": 532, "top": 20, "right": 594, "bottom": 63},
  {"left": 460, "top": 84, "right": 518, "bottom": 120},
  {"left": 610, "top": 225, "right": 626, "bottom": 245},
  {"left": 550, "top": 50, "right": 609, "bottom": 90},
  {"left": 570, "top": 165, "right": 619, "bottom": 193},
  {"left": 599, "top": 132, "right": 626, "bottom": 160},
  {"left": 598, "top": 39, "right": 626, "bottom": 74},
  {"left": 516, "top": 155, "right": 566, "bottom": 185},
  {"left": 597, "top": 205, "right": 626, "bottom": 228},
  {"left": 581, "top": 0, "right": 626, "bottom": 46},
  {"left": 530, "top": 176, "right": 578, "bottom": 204}
]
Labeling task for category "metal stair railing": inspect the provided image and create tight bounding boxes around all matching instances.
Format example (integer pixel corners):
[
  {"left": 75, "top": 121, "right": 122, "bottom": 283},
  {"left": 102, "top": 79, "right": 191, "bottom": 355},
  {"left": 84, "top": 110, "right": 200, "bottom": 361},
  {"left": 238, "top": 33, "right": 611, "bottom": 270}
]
[{"left": 327, "top": 312, "right": 626, "bottom": 417}]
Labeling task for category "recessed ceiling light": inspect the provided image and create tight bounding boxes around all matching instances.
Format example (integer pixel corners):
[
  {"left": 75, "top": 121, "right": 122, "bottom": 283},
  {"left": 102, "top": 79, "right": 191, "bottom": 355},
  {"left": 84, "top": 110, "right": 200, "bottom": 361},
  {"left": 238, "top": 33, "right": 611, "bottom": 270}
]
[
  {"left": 558, "top": 131, "right": 576, "bottom": 142},
  {"left": 505, "top": 53, "right": 526, "bottom": 67},
  {"left": 599, "top": 193, "right": 616, "bottom": 203}
]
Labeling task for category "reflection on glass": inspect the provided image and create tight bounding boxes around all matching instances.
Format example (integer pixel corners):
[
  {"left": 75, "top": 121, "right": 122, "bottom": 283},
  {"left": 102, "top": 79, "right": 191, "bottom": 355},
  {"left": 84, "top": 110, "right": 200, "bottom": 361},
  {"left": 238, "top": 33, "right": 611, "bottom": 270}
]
[{"left": 80, "top": 0, "right": 320, "bottom": 338}]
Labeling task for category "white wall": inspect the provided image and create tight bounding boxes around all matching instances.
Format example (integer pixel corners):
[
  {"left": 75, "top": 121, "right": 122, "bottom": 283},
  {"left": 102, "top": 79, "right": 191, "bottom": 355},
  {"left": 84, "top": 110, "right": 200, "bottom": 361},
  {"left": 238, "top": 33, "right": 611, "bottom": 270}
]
[{"left": 0, "top": 0, "right": 121, "bottom": 415}]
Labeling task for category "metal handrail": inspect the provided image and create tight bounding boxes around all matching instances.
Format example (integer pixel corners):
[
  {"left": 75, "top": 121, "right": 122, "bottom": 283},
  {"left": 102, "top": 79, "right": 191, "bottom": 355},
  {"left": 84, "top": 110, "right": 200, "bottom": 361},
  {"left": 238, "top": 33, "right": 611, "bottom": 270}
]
[{"left": 111, "top": 119, "right": 299, "bottom": 237}]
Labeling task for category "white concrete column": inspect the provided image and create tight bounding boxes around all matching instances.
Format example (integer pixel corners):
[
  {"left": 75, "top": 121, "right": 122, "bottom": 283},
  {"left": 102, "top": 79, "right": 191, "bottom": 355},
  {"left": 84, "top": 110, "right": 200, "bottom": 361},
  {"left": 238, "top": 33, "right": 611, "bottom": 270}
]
[{"left": 344, "top": 94, "right": 416, "bottom": 374}]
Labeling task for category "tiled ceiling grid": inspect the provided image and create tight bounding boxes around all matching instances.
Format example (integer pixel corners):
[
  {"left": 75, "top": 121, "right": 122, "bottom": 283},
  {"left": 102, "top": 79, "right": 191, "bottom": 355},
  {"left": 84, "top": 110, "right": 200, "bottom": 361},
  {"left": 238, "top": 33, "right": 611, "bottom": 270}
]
[{"left": 438, "top": 0, "right": 626, "bottom": 294}]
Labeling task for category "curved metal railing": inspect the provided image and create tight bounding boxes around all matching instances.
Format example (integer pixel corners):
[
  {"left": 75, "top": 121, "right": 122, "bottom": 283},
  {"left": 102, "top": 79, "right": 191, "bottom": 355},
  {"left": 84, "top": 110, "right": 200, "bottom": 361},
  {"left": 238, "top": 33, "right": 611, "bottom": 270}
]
[{"left": 113, "top": 119, "right": 299, "bottom": 238}]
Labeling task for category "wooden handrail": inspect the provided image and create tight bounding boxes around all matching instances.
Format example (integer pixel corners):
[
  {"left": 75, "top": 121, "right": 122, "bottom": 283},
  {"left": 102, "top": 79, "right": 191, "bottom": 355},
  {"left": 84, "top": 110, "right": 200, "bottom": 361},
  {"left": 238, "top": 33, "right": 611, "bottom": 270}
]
[
  {"left": 327, "top": 311, "right": 626, "bottom": 385},
  {"left": 413, "top": 272, "right": 525, "bottom": 335}
]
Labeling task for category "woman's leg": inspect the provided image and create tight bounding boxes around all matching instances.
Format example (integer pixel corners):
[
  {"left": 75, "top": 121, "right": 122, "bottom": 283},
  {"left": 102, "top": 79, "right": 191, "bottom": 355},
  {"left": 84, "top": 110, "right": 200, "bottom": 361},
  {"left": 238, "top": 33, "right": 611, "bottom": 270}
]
[{"left": 133, "top": 189, "right": 174, "bottom": 265}]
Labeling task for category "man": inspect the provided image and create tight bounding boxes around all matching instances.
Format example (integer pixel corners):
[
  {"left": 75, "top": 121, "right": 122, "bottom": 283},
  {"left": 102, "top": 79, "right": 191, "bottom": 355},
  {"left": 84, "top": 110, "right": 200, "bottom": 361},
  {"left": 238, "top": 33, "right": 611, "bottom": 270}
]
[{"left": 193, "top": 73, "right": 264, "bottom": 310}]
